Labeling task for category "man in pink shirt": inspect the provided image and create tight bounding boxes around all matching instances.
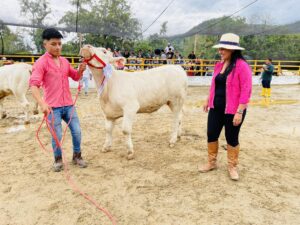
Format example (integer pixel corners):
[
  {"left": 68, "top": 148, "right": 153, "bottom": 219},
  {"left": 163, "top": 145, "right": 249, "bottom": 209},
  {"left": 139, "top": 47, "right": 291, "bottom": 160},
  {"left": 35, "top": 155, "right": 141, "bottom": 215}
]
[{"left": 30, "top": 28, "right": 87, "bottom": 172}]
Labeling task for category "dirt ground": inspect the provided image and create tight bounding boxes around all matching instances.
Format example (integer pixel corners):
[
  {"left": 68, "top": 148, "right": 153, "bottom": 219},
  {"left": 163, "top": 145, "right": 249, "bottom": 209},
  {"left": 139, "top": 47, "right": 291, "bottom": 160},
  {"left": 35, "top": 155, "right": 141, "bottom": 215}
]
[{"left": 0, "top": 85, "right": 299, "bottom": 225}]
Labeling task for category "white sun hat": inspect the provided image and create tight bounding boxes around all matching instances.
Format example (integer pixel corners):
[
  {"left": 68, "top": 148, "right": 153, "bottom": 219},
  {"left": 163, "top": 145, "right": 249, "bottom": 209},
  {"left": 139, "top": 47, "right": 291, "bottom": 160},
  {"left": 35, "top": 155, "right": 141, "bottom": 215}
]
[{"left": 212, "top": 33, "right": 245, "bottom": 50}]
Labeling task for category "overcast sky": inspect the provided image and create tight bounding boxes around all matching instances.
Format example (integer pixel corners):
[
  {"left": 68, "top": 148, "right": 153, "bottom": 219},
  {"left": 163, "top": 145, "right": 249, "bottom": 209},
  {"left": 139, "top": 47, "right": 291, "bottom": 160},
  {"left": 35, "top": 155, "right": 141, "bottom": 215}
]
[{"left": 0, "top": 0, "right": 299, "bottom": 36}]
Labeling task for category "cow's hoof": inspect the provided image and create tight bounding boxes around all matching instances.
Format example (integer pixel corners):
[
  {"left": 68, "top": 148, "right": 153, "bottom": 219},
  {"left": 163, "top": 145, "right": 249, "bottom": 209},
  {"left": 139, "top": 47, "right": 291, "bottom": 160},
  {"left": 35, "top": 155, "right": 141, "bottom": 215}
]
[
  {"left": 24, "top": 120, "right": 30, "bottom": 125},
  {"left": 169, "top": 143, "right": 175, "bottom": 148},
  {"left": 1, "top": 113, "right": 7, "bottom": 119},
  {"left": 102, "top": 146, "right": 112, "bottom": 153},
  {"left": 33, "top": 110, "right": 39, "bottom": 115},
  {"left": 127, "top": 153, "right": 134, "bottom": 160}
]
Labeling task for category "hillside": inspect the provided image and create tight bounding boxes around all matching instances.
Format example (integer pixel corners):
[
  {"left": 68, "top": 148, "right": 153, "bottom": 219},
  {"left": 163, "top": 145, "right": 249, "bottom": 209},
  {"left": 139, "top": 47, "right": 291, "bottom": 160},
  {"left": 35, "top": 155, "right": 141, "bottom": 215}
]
[{"left": 169, "top": 17, "right": 300, "bottom": 39}]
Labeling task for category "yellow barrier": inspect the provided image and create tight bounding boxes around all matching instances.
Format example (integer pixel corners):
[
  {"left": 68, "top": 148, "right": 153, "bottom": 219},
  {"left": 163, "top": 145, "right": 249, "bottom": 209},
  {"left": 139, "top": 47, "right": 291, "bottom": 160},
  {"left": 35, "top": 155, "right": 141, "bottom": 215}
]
[{"left": 1, "top": 55, "right": 299, "bottom": 75}]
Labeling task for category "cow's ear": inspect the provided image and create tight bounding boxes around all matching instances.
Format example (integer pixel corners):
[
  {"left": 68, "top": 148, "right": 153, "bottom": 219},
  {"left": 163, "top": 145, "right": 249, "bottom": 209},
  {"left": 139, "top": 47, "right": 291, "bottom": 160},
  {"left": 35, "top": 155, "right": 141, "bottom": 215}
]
[
  {"left": 88, "top": 45, "right": 95, "bottom": 55},
  {"left": 80, "top": 45, "right": 93, "bottom": 58},
  {"left": 112, "top": 57, "right": 126, "bottom": 68}
]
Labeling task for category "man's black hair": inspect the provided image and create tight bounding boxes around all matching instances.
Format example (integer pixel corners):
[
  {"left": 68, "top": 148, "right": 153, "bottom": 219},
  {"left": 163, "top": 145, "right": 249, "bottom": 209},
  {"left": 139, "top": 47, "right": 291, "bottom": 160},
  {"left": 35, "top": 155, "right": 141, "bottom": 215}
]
[
  {"left": 42, "top": 28, "right": 63, "bottom": 40},
  {"left": 267, "top": 58, "right": 272, "bottom": 62}
]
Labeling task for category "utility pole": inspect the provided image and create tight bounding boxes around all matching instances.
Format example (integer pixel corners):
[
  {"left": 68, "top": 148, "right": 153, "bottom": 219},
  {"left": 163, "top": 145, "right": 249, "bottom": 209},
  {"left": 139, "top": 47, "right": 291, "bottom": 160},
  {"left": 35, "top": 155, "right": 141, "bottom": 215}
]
[
  {"left": 75, "top": 0, "right": 80, "bottom": 33},
  {"left": 0, "top": 24, "right": 4, "bottom": 55},
  {"left": 75, "top": 0, "right": 82, "bottom": 49},
  {"left": 78, "top": 33, "right": 83, "bottom": 49},
  {"left": 193, "top": 34, "right": 198, "bottom": 54},
  {"left": 0, "top": 33, "right": 4, "bottom": 55}
]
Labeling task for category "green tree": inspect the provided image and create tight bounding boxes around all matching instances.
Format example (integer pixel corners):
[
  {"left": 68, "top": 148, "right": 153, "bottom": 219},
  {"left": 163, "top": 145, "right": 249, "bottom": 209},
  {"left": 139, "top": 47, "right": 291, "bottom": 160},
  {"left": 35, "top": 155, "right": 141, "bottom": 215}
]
[
  {"left": 144, "top": 22, "right": 170, "bottom": 52},
  {"left": 134, "top": 40, "right": 152, "bottom": 53},
  {"left": 60, "top": 0, "right": 141, "bottom": 52},
  {"left": 61, "top": 39, "right": 80, "bottom": 55},
  {"left": 241, "top": 34, "right": 300, "bottom": 60},
  {"left": 19, "top": 0, "right": 51, "bottom": 53},
  {"left": 171, "top": 35, "right": 218, "bottom": 58},
  {"left": 169, "top": 16, "right": 300, "bottom": 60},
  {"left": 160, "top": 21, "right": 168, "bottom": 36},
  {"left": 147, "top": 33, "right": 167, "bottom": 51},
  {"left": 0, "top": 22, "right": 30, "bottom": 54}
]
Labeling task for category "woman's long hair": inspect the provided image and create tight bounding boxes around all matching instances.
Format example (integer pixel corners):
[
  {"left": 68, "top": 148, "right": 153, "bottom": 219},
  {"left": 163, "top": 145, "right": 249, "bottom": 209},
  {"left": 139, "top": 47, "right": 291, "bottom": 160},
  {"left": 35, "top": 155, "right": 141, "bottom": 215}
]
[{"left": 226, "top": 50, "right": 246, "bottom": 74}]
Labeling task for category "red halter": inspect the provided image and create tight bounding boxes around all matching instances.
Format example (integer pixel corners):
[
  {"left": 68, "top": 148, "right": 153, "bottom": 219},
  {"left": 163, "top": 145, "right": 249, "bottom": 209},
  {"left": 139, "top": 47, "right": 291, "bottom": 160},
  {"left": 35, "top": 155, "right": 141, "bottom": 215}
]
[{"left": 84, "top": 54, "right": 107, "bottom": 69}]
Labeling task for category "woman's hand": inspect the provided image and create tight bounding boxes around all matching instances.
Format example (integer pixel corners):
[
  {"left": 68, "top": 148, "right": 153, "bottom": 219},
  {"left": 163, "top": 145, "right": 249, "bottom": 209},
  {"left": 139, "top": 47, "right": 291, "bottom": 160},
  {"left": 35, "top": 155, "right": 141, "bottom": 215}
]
[
  {"left": 203, "top": 98, "right": 209, "bottom": 113},
  {"left": 233, "top": 113, "right": 242, "bottom": 126}
]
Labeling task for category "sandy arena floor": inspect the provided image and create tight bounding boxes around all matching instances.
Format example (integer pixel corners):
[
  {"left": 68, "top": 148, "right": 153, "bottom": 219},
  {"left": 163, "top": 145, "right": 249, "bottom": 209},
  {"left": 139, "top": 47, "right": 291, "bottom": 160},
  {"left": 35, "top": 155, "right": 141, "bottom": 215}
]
[{"left": 0, "top": 85, "right": 299, "bottom": 225}]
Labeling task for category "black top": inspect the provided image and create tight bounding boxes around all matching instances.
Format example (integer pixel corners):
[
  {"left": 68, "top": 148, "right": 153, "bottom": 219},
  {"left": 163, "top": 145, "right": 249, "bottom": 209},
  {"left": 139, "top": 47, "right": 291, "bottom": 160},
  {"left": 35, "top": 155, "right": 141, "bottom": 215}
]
[
  {"left": 214, "top": 70, "right": 230, "bottom": 110},
  {"left": 167, "top": 52, "right": 174, "bottom": 59},
  {"left": 188, "top": 53, "right": 196, "bottom": 59}
]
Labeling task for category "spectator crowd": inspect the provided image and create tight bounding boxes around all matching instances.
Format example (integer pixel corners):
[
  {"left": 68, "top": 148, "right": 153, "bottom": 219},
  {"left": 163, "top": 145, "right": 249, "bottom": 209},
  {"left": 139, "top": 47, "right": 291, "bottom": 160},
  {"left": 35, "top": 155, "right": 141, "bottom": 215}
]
[{"left": 110, "top": 43, "right": 210, "bottom": 75}]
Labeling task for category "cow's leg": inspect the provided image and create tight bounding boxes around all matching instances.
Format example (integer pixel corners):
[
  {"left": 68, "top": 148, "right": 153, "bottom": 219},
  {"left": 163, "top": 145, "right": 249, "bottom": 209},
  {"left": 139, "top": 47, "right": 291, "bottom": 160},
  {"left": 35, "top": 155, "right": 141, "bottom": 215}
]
[
  {"left": 122, "top": 103, "right": 139, "bottom": 160},
  {"left": 102, "top": 119, "right": 115, "bottom": 152},
  {"left": 21, "top": 99, "right": 30, "bottom": 124},
  {"left": 122, "top": 114, "right": 135, "bottom": 160},
  {"left": 0, "top": 98, "right": 7, "bottom": 119},
  {"left": 177, "top": 110, "right": 183, "bottom": 138},
  {"left": 168, "top": 99, "right": 184, "bottom": 147},
  {"left": 169, "top": 109, "right": 183, "bottom": 147},
  {"left": 15, "top": 93, "right": 30, "bottom": 124}
]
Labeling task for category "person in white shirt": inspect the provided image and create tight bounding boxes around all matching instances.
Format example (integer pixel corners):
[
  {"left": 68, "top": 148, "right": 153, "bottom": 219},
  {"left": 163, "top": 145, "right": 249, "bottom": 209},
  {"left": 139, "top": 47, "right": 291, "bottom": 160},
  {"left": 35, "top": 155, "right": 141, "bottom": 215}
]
[
  {"left": 81, "top": 66, "right": 92, "bottom": 95},
  {"left": 160, "top": 50, "right": 167, "bottom": 65},
  {"left": 165, "top": 43, "right": 174, "bottom": 53}
]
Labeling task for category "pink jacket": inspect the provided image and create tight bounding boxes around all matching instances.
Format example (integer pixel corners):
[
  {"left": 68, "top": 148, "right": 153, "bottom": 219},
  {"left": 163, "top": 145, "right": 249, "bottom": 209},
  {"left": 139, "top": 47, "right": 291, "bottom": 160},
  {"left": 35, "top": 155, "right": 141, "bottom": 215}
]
[
  {"left": 208, "top": 59, "right": 252, "bottom": 114},
  {"left": 29, "top": 52, "right": 81, "bottom": 107}
]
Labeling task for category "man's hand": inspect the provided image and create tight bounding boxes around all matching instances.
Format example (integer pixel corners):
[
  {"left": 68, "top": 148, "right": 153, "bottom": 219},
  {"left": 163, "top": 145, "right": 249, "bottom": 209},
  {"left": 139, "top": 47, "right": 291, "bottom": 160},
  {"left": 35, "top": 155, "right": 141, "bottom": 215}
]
[
  {"left": 40, "top": 102, "right": 51, "bottom": 116},
  {"left": 78, "top": 63, "right": 87, "bottom": 77},
  {"left": 30, "top": 86, "right": 51, "bottom": 116}
]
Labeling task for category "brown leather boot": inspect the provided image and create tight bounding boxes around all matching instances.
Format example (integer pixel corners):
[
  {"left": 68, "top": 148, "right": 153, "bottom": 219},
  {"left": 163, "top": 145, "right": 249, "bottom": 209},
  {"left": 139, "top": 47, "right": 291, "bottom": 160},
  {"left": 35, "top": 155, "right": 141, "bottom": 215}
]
[
  {"left": 72, "top": 152, "right": 87, "bottom": 168},
  {"left": 227, "top": 144, "right": 240, "bottom": 181},
  {"left": 53, "top": 155, "right": 63, "bottom": 172},
  {"left": 199, "top": 141, "right": 218, "bottom": 172}
]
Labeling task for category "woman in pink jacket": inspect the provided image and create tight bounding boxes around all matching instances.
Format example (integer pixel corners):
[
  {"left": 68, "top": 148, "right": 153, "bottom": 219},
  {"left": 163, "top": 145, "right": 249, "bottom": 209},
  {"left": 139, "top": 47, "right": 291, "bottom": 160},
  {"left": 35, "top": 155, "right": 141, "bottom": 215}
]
[{"left": 199, "top": 33, "right": 252, "bottom": 180}]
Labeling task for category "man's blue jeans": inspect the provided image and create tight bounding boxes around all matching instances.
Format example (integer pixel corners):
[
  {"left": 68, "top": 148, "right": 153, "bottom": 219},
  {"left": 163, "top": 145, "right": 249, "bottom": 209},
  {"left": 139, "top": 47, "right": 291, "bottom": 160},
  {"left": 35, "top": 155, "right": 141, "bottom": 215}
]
[{"left": 47, "top": 105, "right": 81, "bottom": 157}]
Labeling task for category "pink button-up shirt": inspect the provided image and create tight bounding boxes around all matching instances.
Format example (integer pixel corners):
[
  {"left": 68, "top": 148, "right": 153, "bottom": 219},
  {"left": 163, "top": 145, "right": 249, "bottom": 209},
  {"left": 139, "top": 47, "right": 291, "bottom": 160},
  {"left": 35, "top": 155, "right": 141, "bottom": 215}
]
[
  {"left": 208, "top": 59, "right": 252, "bottom": 114},
  {"left": 29, "top": 52, "right": 81, "bottom": 107}
]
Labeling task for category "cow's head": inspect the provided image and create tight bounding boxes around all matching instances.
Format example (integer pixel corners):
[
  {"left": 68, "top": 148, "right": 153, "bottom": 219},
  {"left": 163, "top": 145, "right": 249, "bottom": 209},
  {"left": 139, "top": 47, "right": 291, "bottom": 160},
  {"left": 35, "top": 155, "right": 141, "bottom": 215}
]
[
  {"left": 95, "top": 47, "right": 126, "bottom": 68},
  {"left": 80, "top": 44, "right": 94, "bottom": 59},
  {"left": 80, "top": 45, "right": 126, "bottom": 69}
]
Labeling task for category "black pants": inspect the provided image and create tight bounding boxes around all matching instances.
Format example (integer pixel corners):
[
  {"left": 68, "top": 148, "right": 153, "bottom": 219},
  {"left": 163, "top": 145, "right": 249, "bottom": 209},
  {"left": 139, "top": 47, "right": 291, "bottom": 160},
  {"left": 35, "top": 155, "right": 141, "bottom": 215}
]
[
  {"left": 207, "top": 108, "right": 246, "bottom": 147},
  {"left": 262, "top": 80, "right": 271, "bottom": 88}
]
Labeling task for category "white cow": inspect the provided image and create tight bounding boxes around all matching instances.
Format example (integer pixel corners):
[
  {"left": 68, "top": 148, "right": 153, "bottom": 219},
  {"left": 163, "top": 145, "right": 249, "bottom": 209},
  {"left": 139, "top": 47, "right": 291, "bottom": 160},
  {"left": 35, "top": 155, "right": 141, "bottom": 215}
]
[
  {"left": 80, "top": 45, "right": 188, "bottom": 159},
  {"left": 0, "top": 63, "right": 38, "bottom": 123}
]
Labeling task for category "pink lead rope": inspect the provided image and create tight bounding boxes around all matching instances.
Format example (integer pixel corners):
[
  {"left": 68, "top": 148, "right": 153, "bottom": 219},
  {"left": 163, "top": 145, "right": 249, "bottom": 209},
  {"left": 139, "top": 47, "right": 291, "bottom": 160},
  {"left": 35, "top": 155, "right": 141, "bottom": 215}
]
[{"left": 36, "top": 84, "right": 117, "bottom": 225}]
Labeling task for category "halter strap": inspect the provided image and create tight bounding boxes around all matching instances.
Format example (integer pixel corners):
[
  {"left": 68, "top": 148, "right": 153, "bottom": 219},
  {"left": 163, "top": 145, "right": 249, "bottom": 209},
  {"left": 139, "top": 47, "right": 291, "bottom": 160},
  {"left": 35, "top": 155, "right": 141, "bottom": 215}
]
[{"left": 84, "top": 54, "right": 107, "bottom": 69}]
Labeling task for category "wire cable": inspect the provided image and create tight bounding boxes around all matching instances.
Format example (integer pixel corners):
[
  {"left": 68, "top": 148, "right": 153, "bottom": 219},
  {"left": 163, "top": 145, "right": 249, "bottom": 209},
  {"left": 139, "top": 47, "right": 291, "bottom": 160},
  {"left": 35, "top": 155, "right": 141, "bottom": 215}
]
[{"left": 142, "top": 0, "right": 176, "bottom": 34}]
